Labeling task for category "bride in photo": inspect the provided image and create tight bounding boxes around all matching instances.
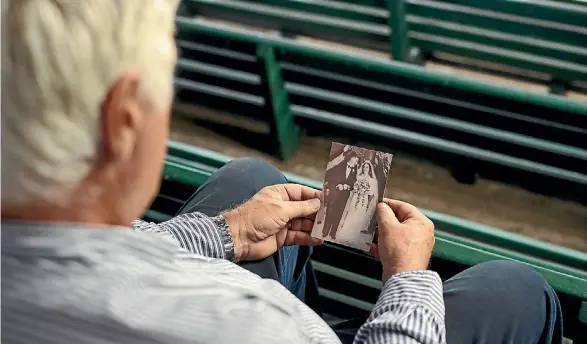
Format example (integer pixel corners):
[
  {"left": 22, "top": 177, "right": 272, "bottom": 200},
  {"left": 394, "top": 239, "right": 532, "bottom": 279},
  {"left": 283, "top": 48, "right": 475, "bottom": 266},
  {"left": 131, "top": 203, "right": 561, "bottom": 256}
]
[{"left": 335, "top": 160, "right": 379, "bottom": 248}]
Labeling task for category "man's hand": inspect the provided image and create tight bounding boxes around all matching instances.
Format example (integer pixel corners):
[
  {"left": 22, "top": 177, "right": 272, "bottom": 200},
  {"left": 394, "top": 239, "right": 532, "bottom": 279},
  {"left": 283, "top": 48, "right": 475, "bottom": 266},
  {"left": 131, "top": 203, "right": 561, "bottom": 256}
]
[
  {"left": 370, "top": 199, "right": 435, "bottom": 282},
  {"left": 223, "top": 184, "right": 323, "bottom": 262},
  {"left": 336, "top": 184, "right": 350, "bottom": 191}
]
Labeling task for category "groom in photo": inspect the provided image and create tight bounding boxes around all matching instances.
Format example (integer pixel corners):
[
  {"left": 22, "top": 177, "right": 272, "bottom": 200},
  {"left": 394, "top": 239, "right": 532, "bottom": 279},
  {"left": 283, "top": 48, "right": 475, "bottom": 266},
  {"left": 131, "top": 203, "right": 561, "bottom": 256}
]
[{"left": 322, "top": 145, "right": 359, "bottom": 239}]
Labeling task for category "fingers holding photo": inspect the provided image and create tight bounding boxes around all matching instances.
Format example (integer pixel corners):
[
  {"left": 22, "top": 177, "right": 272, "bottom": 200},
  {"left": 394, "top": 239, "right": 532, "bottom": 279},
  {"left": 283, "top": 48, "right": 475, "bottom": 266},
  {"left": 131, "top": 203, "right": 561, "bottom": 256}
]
[
  {"left": 283, "top": 230, "right": 324, "bottom": 247},
  {"left": 375, "top": 198, "right": 435, "bottom": 280},
  {"left": 289, "top": 217, "right": 316, "bottom": 233},
  {"left": 381, "top": 198, "right": 429, "bottom": 224},
  {"left": 277, "top": 183, "right": 322, "bottom": 202}
]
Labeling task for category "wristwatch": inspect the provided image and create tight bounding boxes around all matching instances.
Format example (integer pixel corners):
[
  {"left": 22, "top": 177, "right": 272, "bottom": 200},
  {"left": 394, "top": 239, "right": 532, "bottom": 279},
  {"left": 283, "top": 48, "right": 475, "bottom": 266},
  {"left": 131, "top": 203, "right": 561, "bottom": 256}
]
[{"left": 211, "top": 214, "right": 235, "bottom": 262}]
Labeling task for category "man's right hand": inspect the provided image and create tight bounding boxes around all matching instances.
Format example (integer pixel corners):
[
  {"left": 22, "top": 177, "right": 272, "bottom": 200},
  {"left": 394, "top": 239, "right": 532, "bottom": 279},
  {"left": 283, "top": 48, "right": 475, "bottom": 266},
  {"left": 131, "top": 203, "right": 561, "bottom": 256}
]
[
  {"left": 223, "top": 184, "right": 322, "bottom": 262},
  {"left": 372, "top": 199, "right": 435, "bottom": 282}
]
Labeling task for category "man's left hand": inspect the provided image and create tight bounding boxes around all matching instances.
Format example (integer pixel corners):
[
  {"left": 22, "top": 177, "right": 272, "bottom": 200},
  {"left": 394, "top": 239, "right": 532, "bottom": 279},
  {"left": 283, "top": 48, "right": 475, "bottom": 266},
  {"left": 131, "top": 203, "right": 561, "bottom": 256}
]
[{"left": 223, "top": 184, "right": 323, "bottom": 262}]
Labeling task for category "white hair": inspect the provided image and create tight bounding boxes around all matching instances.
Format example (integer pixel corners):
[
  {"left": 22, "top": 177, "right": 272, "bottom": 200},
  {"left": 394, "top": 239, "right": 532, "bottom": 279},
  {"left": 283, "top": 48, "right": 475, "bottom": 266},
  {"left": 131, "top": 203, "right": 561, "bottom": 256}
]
[{"left": 1, "top": 0, "right": 178, "bottom": 204}]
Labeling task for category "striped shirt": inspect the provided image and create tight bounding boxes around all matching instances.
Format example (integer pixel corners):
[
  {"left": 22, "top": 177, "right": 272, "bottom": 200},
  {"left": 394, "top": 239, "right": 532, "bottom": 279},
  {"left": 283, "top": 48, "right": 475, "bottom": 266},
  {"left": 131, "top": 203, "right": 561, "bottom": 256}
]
[{"left": 1, "top": 212, "right": 446, "bottom": 344}]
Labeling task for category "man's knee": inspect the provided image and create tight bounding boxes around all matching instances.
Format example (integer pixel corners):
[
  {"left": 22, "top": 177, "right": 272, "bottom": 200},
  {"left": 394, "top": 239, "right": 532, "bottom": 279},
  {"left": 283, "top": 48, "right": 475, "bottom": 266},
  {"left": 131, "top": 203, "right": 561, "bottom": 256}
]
[
  {"left": 444, "top": 260, "right": 554, "bottom": 344},
  {"left": 474, "top": 260, "right": 547, "bottom": 290},
  {"left": 225, "top": 157, "right": 287, "bottom": 188},
  {"left": 446, "top": 260, "right": 551, "bottom": 315},
  {"left": 457, "top": 260, "right": 548, "bottom": 300},
  {"left": 226, "top": 157, "right": 271, "bottom": 169}
]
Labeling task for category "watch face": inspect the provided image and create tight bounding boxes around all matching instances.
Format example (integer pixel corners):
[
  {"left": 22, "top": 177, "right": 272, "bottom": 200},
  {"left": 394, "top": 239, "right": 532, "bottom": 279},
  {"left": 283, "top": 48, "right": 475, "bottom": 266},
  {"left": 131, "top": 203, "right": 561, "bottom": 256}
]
[{"left": 212, "top": 215, "right": 235, "bottom": 262}]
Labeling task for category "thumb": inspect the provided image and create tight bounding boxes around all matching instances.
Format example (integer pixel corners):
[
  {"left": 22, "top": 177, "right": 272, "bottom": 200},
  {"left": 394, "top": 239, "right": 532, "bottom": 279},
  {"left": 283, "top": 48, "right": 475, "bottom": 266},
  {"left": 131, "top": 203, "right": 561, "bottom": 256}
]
[
  {"left": 283, "top": 198, "right": 321, "bottom": 220},
  {"left": 376, "top": 202, "right": 399, "bottom": 230}
]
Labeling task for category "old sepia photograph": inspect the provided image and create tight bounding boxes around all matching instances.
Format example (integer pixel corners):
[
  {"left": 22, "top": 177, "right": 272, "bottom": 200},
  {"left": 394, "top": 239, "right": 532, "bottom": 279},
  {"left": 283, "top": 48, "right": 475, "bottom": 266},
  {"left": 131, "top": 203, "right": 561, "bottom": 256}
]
[{"left": 312, "top": 143, "right": 393, "bottom": 251}]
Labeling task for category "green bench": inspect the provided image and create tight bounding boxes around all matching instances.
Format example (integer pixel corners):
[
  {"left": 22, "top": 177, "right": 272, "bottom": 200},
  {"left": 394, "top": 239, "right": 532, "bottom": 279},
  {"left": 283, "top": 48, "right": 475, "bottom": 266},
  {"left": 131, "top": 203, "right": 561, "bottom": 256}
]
[
  {"left": 181, "top": 0, "right": 587, "bottom": 93},
  {"left": 174, "top": 18, "right": 587, "bottom": 203},
  {"left": 181, "top": 0, "right": 389, "bottom": 49},
  {"left": 145, "top": 141, "right": 587, "bottom": 341}
]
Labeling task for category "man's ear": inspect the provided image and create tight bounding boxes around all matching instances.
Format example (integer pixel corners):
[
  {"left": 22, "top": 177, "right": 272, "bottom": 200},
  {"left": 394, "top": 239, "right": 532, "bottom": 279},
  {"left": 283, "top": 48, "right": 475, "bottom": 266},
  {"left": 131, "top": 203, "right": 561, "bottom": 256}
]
[{"left": 100, "top": 71, "right": 144, "bottom": 163}]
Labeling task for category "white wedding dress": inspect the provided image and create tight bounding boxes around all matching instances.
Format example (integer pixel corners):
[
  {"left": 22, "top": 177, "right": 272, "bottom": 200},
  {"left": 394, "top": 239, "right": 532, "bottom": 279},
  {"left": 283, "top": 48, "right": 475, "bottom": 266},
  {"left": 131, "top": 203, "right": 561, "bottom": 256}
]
[{"left": 335, "top": 165, "right": 378, "bottom": 250}]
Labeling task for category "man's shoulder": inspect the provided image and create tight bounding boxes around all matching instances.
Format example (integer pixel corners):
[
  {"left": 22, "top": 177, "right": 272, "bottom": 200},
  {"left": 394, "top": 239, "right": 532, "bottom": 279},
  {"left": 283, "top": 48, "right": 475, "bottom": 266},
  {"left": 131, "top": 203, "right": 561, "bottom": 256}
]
[
  {"left": 99, "top": 258, "right": 307, "bottom": 343},
  {"left": 3, "top": 253, "right": 305, "bottom": 344}
]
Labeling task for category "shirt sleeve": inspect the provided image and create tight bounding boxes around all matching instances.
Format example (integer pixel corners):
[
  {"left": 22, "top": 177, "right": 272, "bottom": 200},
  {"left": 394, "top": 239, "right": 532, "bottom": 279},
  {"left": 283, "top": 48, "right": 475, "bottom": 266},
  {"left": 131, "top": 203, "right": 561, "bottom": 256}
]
[
  {"left": 132, "top": 213, "right": 235, "bottom": 261},
  {"left": 354, "top": 271, "right": 446, "bottom": 344}
]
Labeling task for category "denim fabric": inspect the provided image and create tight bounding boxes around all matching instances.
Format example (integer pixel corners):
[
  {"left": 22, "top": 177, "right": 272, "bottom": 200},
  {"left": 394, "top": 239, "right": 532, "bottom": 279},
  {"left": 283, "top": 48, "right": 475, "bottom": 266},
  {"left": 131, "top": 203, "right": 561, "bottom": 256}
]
[
  {"left": 332, "top": 260, "right": 564, "bottom": 344},
  {"left": 443, "top": 260, "right": 563, "bottom": 344}
]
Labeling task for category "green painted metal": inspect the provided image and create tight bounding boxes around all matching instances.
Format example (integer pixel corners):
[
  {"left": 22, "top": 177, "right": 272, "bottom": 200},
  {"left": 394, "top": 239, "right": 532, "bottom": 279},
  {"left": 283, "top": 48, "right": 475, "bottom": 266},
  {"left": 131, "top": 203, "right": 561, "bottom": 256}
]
[
  {"left": 550, "top": 78, "right": 570, "bottom": 95},
  {"left": 216, "top": 0, "right": 389, "bottom": 25},
  {"left": 405, "top": 16, "right": 587, "bottom": 66},
  {"left": 407, "top": 0, "right": 587, "bottom": 45},
  {"left": 439, "top": 0, "right": 587, "bottom": 27},
  {"left": 174, "top": 78, "right": 263, "bottom": 106},
  {"left": 329, "top": 0, "right": 389, "bottom": 8},
  {"left": 432, "top": 236, "right": 587, "bottom": 300},
  {"left": 436, "top": 230, "right": 587, "bottom": 282},
  {"left": 286, "top": 83, "right": 587, "bottom": 160},
  {"left": 389, "top": 0, "right": 408, "bottom": 61},
  {"left": 174, "top": 20, "right": 587, "bottom": 190},
  {"left": 184, "top": 0, "right": 388, "bottom": 42},
  {"left": 168, "top": 140, "right": 232, "bottom": 167},
  {"left": 291, "top": 106, "right": 587, "bottom": 185},
  {"left": 256, "top": 44, "right": 299, "bottom": 160},
  {"left": 426, "top": 209, "right": 587, "bottom": 272},
  {"left": 165, "top": 154, "right": 219, "bottom": 173},
  {"left": 580, "top": 301, "right": 587, "bottom": 324},
  {"left": 405, "top": 0, "right": 587, "bottom": 83},
  {"left": 409, "top": 35, "right": 587, "bottom": 82},
  {"left": 163, "top": 159, "right": 212, "bottom": 187},
  {"left": 279, "top": 61, "right": 585, "bottom": 134},
  {"left": 175, "top": 18, "right": 587, "bottom": 117},
  {"left": 177, "top": 59, "right": 260, "bottom": 86},
  {"left": 182, "top": 0, "right": 587, "bottom": 85},
  {"left": 318, "top": 288, "right": 375, "bottom": 312},
  {"left": 313, "top": 261, "right": 383, "bottom": 290},
  {"left": 405, "top": 0, "right": 587, "bottom": 82},
  {"left": 177, "top": 40, "right": 257, "bottom": 64}
]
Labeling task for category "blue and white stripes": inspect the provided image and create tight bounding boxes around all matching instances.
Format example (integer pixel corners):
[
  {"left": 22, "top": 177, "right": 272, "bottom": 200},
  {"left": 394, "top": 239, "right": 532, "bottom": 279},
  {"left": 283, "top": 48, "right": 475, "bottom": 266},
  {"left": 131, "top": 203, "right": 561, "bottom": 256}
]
[{"left": 2, "top": 215, "right": 445, "bottom": 344}]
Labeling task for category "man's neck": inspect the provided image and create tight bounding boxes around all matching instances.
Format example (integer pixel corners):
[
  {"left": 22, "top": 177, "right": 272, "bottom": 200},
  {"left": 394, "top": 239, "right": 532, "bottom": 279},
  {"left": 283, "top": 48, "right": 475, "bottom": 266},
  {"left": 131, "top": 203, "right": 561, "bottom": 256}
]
[{"left": 1, "top": 190, "right": 125, "bottom": 227}]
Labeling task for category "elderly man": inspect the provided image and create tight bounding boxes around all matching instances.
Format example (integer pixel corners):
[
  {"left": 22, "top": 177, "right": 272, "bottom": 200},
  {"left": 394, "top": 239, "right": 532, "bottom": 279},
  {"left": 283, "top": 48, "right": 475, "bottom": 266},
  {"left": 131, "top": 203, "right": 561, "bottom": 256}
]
[{"left": 2, "top": 1, "right": 563, "bottom": 344}]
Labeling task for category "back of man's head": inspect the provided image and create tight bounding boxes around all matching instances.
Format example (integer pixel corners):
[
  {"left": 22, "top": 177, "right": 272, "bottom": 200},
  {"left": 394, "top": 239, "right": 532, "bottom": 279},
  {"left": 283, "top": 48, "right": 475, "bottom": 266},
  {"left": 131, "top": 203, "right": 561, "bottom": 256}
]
[{"left": 2, "top": 0, "right": 178, "bottom": 224}]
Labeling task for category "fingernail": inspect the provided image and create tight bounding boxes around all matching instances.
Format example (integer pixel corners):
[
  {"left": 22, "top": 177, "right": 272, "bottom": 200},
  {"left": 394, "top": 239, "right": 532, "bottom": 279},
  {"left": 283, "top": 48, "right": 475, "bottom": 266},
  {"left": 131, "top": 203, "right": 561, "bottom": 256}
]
[{"left": 310, "top": 198, "right": 321, "bottom": 209}]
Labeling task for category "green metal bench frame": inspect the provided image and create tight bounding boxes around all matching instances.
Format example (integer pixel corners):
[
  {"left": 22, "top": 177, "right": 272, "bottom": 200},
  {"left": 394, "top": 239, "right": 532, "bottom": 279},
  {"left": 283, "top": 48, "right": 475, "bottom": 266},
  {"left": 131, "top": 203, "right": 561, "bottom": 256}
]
[
  {"left": 174, "top": 18, "right": 587, "bottom": 201},
  {"left": 145, "top": 141, "right": 587, "bottom": 340},
  {"left": 183, "top": 0, "right": 587, "bottom": 93}
]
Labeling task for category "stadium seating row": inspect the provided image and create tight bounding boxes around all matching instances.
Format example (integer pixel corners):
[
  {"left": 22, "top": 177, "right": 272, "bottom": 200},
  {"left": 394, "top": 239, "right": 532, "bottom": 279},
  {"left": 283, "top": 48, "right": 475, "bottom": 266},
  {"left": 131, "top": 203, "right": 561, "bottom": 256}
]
[
  {"left": 174, "top": 17, "right": 587, "bottom": 202},
  {"left": 182, "top": 0, "right": 587, "bottom": 93}
]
